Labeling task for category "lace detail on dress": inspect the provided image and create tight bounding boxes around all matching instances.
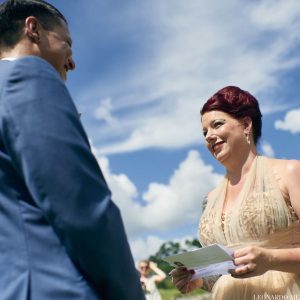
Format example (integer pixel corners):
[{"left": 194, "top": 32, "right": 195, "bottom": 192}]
[
  {"left": 197, "top": 156, "right": 300, "bottom": 300},
  {"left": 198, "top": 156, "right": 299, "bottom": 246},
  {"left": 202, "top": 275, "right": 221, "bottom": 292},
  {"left": 238, "top": 191, "right": 290, "bottom": 239},
  {"left": 273, "top": 170, "right": 299, "bottom": 224},
  {"left": 202, "top": 195, "right": 208, "bottom": 212},
  {"left": 284, "top": 196, "right": 299, "bottom": 223},
  {"left": 221, "top": 213, "right": 225, "bottom": 234}
]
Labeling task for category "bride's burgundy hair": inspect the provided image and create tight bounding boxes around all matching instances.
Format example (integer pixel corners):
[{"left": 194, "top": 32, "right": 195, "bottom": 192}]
[{"left": 201, "top": 86, "right": 262, "bottom": 145}]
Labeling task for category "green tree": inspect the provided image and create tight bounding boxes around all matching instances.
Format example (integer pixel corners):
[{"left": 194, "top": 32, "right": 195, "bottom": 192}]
[
  {"left": 184, "top": 238, "right": 201, "bottom": 249},
  {"left": 148, "top": 238, "right": 201, "bottom": 289}
]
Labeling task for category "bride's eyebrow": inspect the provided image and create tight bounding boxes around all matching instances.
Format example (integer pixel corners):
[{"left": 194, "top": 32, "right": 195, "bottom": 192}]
[
  {"left": 202, "top": 118, "right": 225, "bottom": 128},
  {"left": 211, "top": 119, "right": 226, "bottom": 125}
]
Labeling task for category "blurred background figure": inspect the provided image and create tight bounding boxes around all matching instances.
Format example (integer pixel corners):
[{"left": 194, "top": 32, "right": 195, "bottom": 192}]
[{"left": 139, "top": 260, "right": 166, "bottom": 300}]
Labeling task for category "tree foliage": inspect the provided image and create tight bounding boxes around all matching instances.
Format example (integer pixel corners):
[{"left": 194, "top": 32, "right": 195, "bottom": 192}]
[{"left": 147, "top": 238, "right": 201, "bottom": 289}]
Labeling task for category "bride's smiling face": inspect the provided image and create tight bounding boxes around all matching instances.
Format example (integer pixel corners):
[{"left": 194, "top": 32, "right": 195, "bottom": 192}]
[{"left": 201, "top": 110, "right": 250, "bottom": 164}]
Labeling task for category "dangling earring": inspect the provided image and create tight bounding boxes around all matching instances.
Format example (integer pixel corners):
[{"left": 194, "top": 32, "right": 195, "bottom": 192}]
[{"left": 246, "top": 133, "right": 251, "bottom": 145}]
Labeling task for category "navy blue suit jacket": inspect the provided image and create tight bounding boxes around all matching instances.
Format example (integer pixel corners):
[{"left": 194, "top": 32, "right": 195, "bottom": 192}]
[{"left": 0, "top": 56, "right": 145, "bottom": 300}]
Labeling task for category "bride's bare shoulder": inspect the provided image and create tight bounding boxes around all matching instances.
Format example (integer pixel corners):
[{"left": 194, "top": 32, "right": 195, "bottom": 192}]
[{"left": 266, "top": 157, "right": 300, "bottom": 177}]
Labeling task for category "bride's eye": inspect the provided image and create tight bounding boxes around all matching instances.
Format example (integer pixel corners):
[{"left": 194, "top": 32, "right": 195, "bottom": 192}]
[{"left": 214, "top": 120, "right": 224, "bottom": 128}]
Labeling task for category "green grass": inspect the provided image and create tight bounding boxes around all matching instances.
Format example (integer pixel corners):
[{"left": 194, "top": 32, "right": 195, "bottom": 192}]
[{"left": 159, "top": 288, "right": 206, "bottom": 300}]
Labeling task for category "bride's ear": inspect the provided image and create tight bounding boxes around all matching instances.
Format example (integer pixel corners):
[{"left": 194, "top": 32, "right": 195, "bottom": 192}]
[{"left": 242, "top": 116, "right": 253, "bottom": 134}]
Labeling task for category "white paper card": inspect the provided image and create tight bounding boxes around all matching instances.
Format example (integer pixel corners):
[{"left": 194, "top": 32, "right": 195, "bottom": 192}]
[{"left": 163, "top": 244, "right": 236, "bottom": 278}]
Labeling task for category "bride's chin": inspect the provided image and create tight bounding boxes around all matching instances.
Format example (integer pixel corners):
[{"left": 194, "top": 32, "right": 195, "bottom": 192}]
[
  {"left": 213, "top": 150, "right": 222, "bottom": 159},
  {"left": 214, "top": 151, "right": 227, "bottom": 163}
]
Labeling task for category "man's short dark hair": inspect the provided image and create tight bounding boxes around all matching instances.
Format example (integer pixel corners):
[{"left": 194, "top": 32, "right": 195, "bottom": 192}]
[{"left": 0, "top": 0, "right": 67, "bottom": 50}]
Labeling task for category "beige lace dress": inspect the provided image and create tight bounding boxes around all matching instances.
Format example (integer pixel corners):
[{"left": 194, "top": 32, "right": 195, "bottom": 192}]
[{"left": 199, "top": 156, "right": 300, "bottom": 299}]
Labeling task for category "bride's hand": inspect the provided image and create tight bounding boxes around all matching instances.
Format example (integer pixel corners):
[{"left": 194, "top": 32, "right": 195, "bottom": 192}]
[
  {"left": 231, "top": 246, "right": 272, "bottom": 278},
  {"left": 169, "top": 267, "right": 203, "bottom": 294}
]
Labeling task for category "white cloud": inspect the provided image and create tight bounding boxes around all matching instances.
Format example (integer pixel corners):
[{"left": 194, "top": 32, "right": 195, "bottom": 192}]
[
  {"left": 93, "top": 98, "right": 117, "bottom": 125},
  {"left": 141, "top": 150, "right": 222, "bottom": 230},
  {"left": 131, "top": 234, "right": 197, "bottom": 263},
  {"left": 94, "top": 149, "right": 222, "bottom": 238},
  {"left": 98, "top": 98, "right": 202, "bottom": 155},
  {"left": 251, "top": 0, "right": 300, "bottom": 30},
  {"left": 261, "top": 141, "right": 275, "bottom": 157},
  {"left": 274, "top": 108, "right": 300, "bottom": 134},
  {"left": 78, "top": 0, "right": 300, "bottom": 155},
  {"left": 131, "top": 235, "right": 166, "bottom": 264},
  {"left": 92, "top": 148, "right": 223, "bottom": 260}
]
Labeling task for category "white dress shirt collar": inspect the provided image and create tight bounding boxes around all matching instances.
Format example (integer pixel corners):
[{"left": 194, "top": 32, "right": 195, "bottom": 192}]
[{"left": 1, "top": 57, "right": 17, "bottom": 61}]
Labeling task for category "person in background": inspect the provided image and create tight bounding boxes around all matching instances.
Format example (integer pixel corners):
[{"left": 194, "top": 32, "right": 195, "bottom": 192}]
[
  {"left": 0, "top": 0, "right": 144, "bottom": 299},
  {"left": 139, "top": 260, "right": 166, "bottom": 300},
  {"left": 170, "top": 86, "right": 300, "bottom": 299}
]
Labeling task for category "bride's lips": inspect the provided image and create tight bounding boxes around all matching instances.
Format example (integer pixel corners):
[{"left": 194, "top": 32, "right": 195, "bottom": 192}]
[{"left": 212, "top": 141, "right": 224, "bottom": 153}]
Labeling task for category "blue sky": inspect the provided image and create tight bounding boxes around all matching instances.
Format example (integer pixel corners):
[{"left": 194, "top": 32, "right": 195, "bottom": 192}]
[{"left": 49, "top": 0, "right": 300, "bottom": 262}]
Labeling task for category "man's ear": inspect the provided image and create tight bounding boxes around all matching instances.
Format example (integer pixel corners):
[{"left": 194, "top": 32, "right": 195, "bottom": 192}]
[
  {"left": 24, "top": 16, "right": 41, "bottom": 43},
  {"left": 242, "top": 116, "right": 253, "bottom": 134}
]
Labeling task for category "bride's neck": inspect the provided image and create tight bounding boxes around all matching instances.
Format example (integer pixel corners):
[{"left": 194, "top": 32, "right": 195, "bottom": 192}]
[{"left": 226, "top": 151, "right": 257, "bottom": 185}]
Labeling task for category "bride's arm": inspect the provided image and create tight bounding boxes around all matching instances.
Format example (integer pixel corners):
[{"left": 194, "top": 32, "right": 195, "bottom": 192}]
[
  {"left": 232, "top": 159, "right": 300, "bottom": 277},
  {"left": 265, "top": 159, "right": 300, "bottom": 274}
]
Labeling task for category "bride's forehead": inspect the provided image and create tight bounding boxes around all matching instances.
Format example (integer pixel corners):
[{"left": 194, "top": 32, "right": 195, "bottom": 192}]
[{"left": 202, "top": 111, "right": 230, "bottom": 122}]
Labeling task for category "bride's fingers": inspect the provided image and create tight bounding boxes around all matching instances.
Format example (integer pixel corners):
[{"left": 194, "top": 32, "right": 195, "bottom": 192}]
[
  {"left": 174, "top": 277, "right": 190, "bottom": 293},
  {"left": 169, "top": 267, "right": 188, "bottom": 277},
  {"left": 230, "top": 264, "right": 255, "bottom": 278}
]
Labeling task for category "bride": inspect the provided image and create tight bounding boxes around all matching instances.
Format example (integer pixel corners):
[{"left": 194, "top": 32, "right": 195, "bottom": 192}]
[{"left": 170, "top": 86, "right": 300, "bottom": 299}]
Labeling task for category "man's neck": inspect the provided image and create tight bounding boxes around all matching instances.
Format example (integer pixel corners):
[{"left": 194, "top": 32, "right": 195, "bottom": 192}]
[
  {"left": 1, "top": 57, "right": 17, "bottom": 61},
  {"left": 1, "top": 41, "right": 38, "bottom": 60}
]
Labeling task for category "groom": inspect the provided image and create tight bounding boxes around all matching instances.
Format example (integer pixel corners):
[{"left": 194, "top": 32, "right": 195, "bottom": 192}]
[{"left": 0, "top": 0, "right": 144, "bottom": 299}]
